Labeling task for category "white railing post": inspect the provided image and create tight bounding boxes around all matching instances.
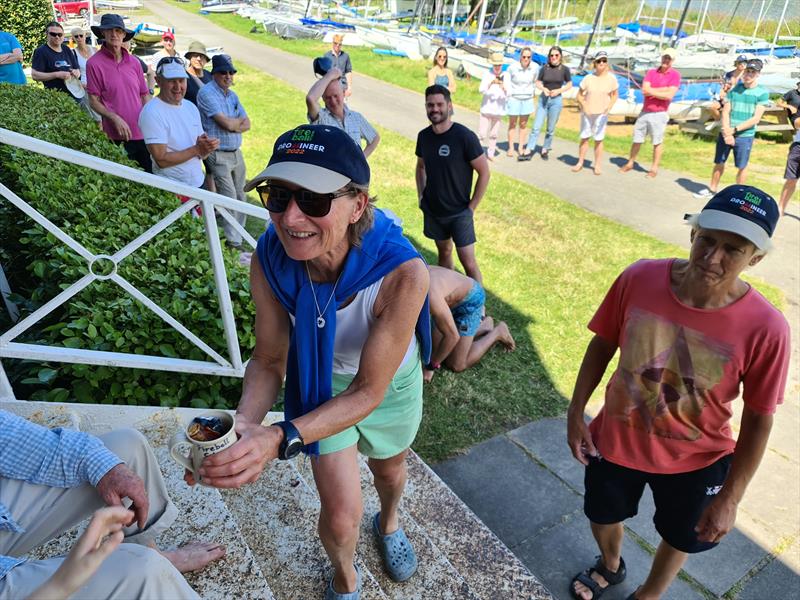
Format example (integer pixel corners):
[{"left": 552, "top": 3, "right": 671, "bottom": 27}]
[
  {"left": 0, "top": 360, "right": 14, "bottom": 401},
  {"left": 0, "top": 262, "right": 19, "bottom": 323}
]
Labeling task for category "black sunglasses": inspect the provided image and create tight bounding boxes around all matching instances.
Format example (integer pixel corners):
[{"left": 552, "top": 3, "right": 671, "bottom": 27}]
[
  {"left": 73, "top": 34, "right": 85, "bottom": 39},
  {"left": 595, "top": 58, "right": 608, "bottom": 63},
  {"left": 48, "top": 31, "right": 64, "bottom": 37},
  {"left": 256, "top": 183, "right": 355, "bottom": 217}
]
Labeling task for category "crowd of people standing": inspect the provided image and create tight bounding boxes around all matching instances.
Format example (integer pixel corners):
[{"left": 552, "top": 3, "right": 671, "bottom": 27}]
[{"left": 0, "top": 17, "right": 796, "bottom": 600}]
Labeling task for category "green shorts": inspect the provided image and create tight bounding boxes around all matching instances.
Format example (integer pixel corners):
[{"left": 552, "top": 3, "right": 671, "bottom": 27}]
[{"left": 318, "top": 352, "right": 423, "bottom": 459}]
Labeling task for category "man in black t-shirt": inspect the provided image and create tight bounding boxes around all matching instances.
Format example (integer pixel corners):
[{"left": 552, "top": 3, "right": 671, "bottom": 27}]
[
  {"left": 777, "top": 80, "right": 800, "bottom": 121},
  {"left": 416, "top": 85, "right": 490, "bottom": 285},
  {"left": 31, "top": 21, "right": 80, "bottom": 98}
]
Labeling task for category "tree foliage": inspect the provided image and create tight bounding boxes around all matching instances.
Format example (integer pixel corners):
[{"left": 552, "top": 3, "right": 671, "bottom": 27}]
[
  {"left": 0, "top": 84, "right": 257, "bottom": 408},
  {"left": 0, "top": 0, "right": 53, "bottom": 63}
]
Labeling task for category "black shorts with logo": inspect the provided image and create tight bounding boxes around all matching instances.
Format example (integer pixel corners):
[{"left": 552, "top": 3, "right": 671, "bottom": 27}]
[
  {"left": 584, "top": 454, "right": 732, "bottom": 553},
  {"left": 423, "top": 208, "right": 476, "bottom": 247}
]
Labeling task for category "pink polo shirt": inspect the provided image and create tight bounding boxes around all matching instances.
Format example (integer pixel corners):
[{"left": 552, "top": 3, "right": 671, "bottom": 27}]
[
  {"left": 642, "top": 67, "right": 681, "bottom": 113},
  {"left": 86, "top": 45, "right": 148, "bottom": 141}
]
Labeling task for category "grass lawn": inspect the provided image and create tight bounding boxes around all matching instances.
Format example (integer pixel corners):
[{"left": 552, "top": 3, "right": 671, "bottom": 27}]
[
  {"left": 230, "top": 63, "right": 784, "bottom": 462},
  {"left": 164, "top": 0, "right": 791, "bottom": 202}
]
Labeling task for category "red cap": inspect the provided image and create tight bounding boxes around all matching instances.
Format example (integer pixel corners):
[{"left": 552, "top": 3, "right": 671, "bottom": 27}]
[{"left": 162, "top": 31, "right": 175, "bottom": 40}]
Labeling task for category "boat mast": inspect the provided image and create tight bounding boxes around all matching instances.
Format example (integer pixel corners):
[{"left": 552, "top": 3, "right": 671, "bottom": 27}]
[
  {"left": 475, "top": 0, "right": 490, "bottom": 45},
  {"left": 634, "top": 0, "right": 645, "bottom": 22},
  {"left": 697, "top": 0, "right": 711, "bottom": 36},
  {"left": 670, "top": 0, "right": 691, "bottom": 47},
  {"left": 770, "top": 0, "right": 789, "bottom": 56},
  {"left": 449, "top": 0, "right": 458, "bottom": 30},
  {"left": 751, "top": 0, "right": 768, "bottom": 44},
  {"left": 657, "top": 0, "right": 672, "bottom": 53},
  {"left": 578, "top": 0, "right": 605, "bottom": 71}
]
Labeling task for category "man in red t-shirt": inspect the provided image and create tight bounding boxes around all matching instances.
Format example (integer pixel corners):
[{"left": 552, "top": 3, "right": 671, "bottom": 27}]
[
  {"left": 620, "top": 50, "right": 681, "bottom": 178},
  {"left": 567, "top": 185, "right": 789, "bottom": 600}
]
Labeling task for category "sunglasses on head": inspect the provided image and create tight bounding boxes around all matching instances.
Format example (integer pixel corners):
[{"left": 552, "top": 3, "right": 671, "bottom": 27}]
[
  {"left": 157, "top": 56, "right": 185, "bottom": 67},
  {"left": 256, "top": 183, "right": 355, "bottom": 217}
]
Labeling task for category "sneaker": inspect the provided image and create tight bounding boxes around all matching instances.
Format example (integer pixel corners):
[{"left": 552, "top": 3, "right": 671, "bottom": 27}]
[{"left": 693, "top": 188, "right": 714, "bottom": 199}]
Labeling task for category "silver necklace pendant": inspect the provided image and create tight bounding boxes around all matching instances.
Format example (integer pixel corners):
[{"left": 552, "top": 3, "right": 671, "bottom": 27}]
[{"left": 316, "top": 316, "right": 326, "bottom": 328}]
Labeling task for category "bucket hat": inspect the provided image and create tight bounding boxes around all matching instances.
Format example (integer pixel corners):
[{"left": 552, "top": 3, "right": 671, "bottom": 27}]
[{"left": 91, "top": 13, "right": 134, "bottom": 42}]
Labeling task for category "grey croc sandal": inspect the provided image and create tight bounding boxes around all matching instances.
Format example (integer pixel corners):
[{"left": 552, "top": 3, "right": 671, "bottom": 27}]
[
  {"left": 372, "top": 512, "right": 417, "bottom": 582},
  {"left": 324, "top": 565, "right": 361, "bottom": 600}
]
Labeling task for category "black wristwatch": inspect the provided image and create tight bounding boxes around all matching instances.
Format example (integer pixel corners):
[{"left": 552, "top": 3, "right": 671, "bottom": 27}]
[{"left": 275, "top": 420, "right": 304, "bottom": 460}]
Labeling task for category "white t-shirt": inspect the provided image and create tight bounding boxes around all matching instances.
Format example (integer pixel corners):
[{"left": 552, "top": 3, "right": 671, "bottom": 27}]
[
  {"left": 504, "top": 61, "right": 539, "bottom": 98},
  {"left": 138, "top": 97, "right": 205, "bottom": 187}
]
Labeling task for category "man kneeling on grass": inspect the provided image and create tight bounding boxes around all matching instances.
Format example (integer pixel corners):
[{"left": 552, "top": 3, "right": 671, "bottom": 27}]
[{"left": 423, "top": 265, "right": 515, "bottom": 382}]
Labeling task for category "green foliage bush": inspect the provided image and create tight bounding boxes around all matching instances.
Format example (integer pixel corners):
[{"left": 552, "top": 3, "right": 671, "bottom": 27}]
[
  {"left": 0, "top": 0, "right": 52, "bottom": 63},
  {"left": 0, "top": 83, "right": 257, "bottom": 408}
]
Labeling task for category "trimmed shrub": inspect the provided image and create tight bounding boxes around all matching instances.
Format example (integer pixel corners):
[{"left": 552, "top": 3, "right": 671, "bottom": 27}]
[
  {"left": 0, "top": 83, "right": 257, "bottom": 408},
  {"left": 0, "top": 0, "right": 52, "bottom": 63}
]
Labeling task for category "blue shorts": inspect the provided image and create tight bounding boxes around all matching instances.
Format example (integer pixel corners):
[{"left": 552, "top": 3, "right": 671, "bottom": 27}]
[
  {"left": 451, "top": 280, "right": 485, "bottom": 337},
  {"left": 714, "top": 133, "right": 754, "bottom": 169},
  {"left": 506, "top": 97, "right": 534, "bottom": 116}
]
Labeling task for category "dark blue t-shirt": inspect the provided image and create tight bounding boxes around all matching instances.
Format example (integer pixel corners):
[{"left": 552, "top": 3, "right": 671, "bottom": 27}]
[
  {"left": 31, "top": 43, "right": 78, "bottom": 94},
  {"left": 185, "top": 69, "right": 212, "bottom": 105}
]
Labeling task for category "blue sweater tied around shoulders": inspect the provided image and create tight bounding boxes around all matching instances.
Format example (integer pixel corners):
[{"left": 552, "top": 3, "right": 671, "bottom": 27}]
[{"left": 255, "top": 210, "right": 432, "bottom": 455}]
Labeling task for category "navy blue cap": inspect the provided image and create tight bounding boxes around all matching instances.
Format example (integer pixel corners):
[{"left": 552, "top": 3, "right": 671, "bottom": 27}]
[
  {"left": 313, "top": 55, "right": 332, "bottom": 77},
  {"left": 696, "top": 185, "right": 778, "bottom": 249},
  {"left": 211, "top": 54, "right": 237, "bottom": 74},
  {"left": 91, "top": 13, "right": 134, "bottom": 42},
  {"left": 244, "top": 125, "right": 370, "bottom": 194},
  {"left": 745, "top": 58, "right": 763, "bottom": 72}
]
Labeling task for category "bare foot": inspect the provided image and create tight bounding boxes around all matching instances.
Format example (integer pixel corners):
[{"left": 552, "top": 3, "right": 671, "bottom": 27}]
[
  {"left": 476, "top": 315, "right": 494, "bottom": 336},
  {"left": 619, "top": 161, "right": 634, "bottom": 173},
  {"left": 570, "top": 163, "right": 583, "bottom": 173},
  {"left": 160, "top": 541, "right": 226, "bottom": 573},
  {"left": 495, "top": 321, "right": 516, "bottom": 351},
  {"left": 506, "top": 150, "right": 515, "bottom": 157},
  {"left": 646, "top": 170, "right": 658, "bottom": 178},
  {"left": 593, "top": 166, "right": 602, "bottom": 175},
  {"left": 422, "top": 368, "right": 434, "bottom": 383}
]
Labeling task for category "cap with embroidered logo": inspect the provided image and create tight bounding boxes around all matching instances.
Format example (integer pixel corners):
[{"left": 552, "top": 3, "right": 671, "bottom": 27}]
[
  {"left": 693, "top": 185, "right": 778, "bottom": 250},
  {"left": 244, "top": 125, "right": 370, "bottom": 194}
]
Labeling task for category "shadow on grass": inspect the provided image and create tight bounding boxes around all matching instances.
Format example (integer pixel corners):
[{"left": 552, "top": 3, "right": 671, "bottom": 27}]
[{"left": 406, "top": 233, "right": 568, "bottom": 463}]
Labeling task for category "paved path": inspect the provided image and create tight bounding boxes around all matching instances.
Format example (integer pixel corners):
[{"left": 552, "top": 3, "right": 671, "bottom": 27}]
[{"left": 144, "top": 2, "right": 799, "bottom": 597}]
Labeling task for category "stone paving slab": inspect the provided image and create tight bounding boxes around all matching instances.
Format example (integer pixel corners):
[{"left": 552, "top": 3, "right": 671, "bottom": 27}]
[
  {"left": 512, "top": 510, "right": 705, "bottom": 600},
  {"left": 737, "top": 538, "right": 800, "bottom": 600},
  {"left": 433, "top": 436, "right": 582, "bottom": 549}
]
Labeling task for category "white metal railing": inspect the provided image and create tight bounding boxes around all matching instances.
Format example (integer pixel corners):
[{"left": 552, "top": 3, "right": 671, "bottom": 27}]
[{"left": 0, "top": 127, "right": 270, "bottom": 400}]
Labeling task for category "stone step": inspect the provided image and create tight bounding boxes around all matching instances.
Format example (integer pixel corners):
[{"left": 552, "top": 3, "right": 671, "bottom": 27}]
[{"left": 4, "top": 401, "right": 552, "bottom": 600}]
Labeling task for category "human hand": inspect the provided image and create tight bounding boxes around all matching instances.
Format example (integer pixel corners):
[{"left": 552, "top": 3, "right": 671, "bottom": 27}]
[
  {"left": 724, "top": 133, "right": 735, "bottom": 146},
  {"left": 566, "top": 408, "right": 597, "bottom": 465},
  {"left": 71, "top": 69, "right": 81, "bottom": 79},
  {"left": 196, "top": 133, "right": 219, "bottom": 158},
  {"left": 196, "top": 420, "right": 281, "bottom": 489},
  {"left": 95, "top": 464, "right": 149, "bottom": 529},
  {"left": 111, "top": 114, "right": 132, "bottom": 142},
  {"left": 695, "top": 493, "right": 737, "bottom": 543},
  {"left": 422, "top": 368, "right": 434, "bottom": 383},
  {"left": 57, "top": 70, "right": 71, "bottom": 80},
  {"left": 329, "top": 67, "right": 343, "bottom": 80},
  {"left": 26, "top": 506, "right": 132, "bottom": 600}
]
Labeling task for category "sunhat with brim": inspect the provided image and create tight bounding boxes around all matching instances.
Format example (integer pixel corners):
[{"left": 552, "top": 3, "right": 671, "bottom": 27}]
[
  {"left": 692, "top": 185, "right": 778, "bottom": 250},
  {"left": 211, "top": 54, "right": 237, "bottom": 74},
  {"left": 184, "top": 40, "right": 209, "bottom": 61},
  {"left": 91, "top": 13, "right": 134, "bottom": 42},
  {"left": 244, "top": 125, "right": 369, "bottom": 194},
  {"left": 489, "top": 52, "right": 504, "bottom": 66}
]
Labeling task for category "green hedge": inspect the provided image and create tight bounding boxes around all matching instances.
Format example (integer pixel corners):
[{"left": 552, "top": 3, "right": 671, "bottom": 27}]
[
  {"left": 0, "top": 83, "right": 257, "bottom": 408},
  {"left": 0, "top": 0, "right": 52, "bottom": 63}
]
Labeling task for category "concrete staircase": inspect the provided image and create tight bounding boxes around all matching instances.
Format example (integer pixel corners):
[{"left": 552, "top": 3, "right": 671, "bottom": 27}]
[{"left": 4, "top": 401, "right": 551, "bottom": 600}]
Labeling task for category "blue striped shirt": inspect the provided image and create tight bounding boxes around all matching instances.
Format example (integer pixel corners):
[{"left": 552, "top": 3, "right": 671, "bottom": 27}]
[
  {"left": 0, "top": 410, "right": 121, "bottom": 579},
  {"left": 196, "top": 79, "right": 247, "bottom": 151}
]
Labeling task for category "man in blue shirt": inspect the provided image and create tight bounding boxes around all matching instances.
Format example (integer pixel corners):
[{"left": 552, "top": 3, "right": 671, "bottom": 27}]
[
  {"left": 0, "top": 410, "right": 225, "bottom": 598},
  {"left": 0, "top": 30, "right": 26, "bottom": 85},
  {"left": 197, "top": 54, "right": 251, "bottom": 249}
]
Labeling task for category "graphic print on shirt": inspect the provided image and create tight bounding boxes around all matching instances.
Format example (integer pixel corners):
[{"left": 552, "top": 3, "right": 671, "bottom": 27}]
[
  {"left": 438, "top": 144, "right": 450, "bottom": 157},
  {"left": 606, "top": 308, "right": 733, "bottom": 442}
]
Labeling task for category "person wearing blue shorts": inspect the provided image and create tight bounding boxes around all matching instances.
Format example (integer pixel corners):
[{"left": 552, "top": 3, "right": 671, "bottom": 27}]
[
  {"left": 503, "top": 47, "right": 537, "bottom": 157},
  {"left": 694, "top": 59, "right": 769, "bottom": 200},
  {"left": 424, "top": 266, "right": 515, "bottom": 382}
]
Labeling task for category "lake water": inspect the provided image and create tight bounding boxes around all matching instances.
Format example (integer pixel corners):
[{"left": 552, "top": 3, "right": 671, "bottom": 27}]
[{"left": 644, "top": 0, "right": 799, "bottom": 22}]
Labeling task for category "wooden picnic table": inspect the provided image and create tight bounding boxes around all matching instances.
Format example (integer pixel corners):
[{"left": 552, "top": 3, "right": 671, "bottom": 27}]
[{"left": 680, "top": 104, "right": 796, "bottom": 142}]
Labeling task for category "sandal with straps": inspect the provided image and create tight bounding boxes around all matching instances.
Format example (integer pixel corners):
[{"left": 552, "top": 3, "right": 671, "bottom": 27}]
[
  {"left": 372, "top": 512, "right": 417, "bottom": 582},
  {"left": 570, "top": 555, "right": 627, "bottom": 600}
]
